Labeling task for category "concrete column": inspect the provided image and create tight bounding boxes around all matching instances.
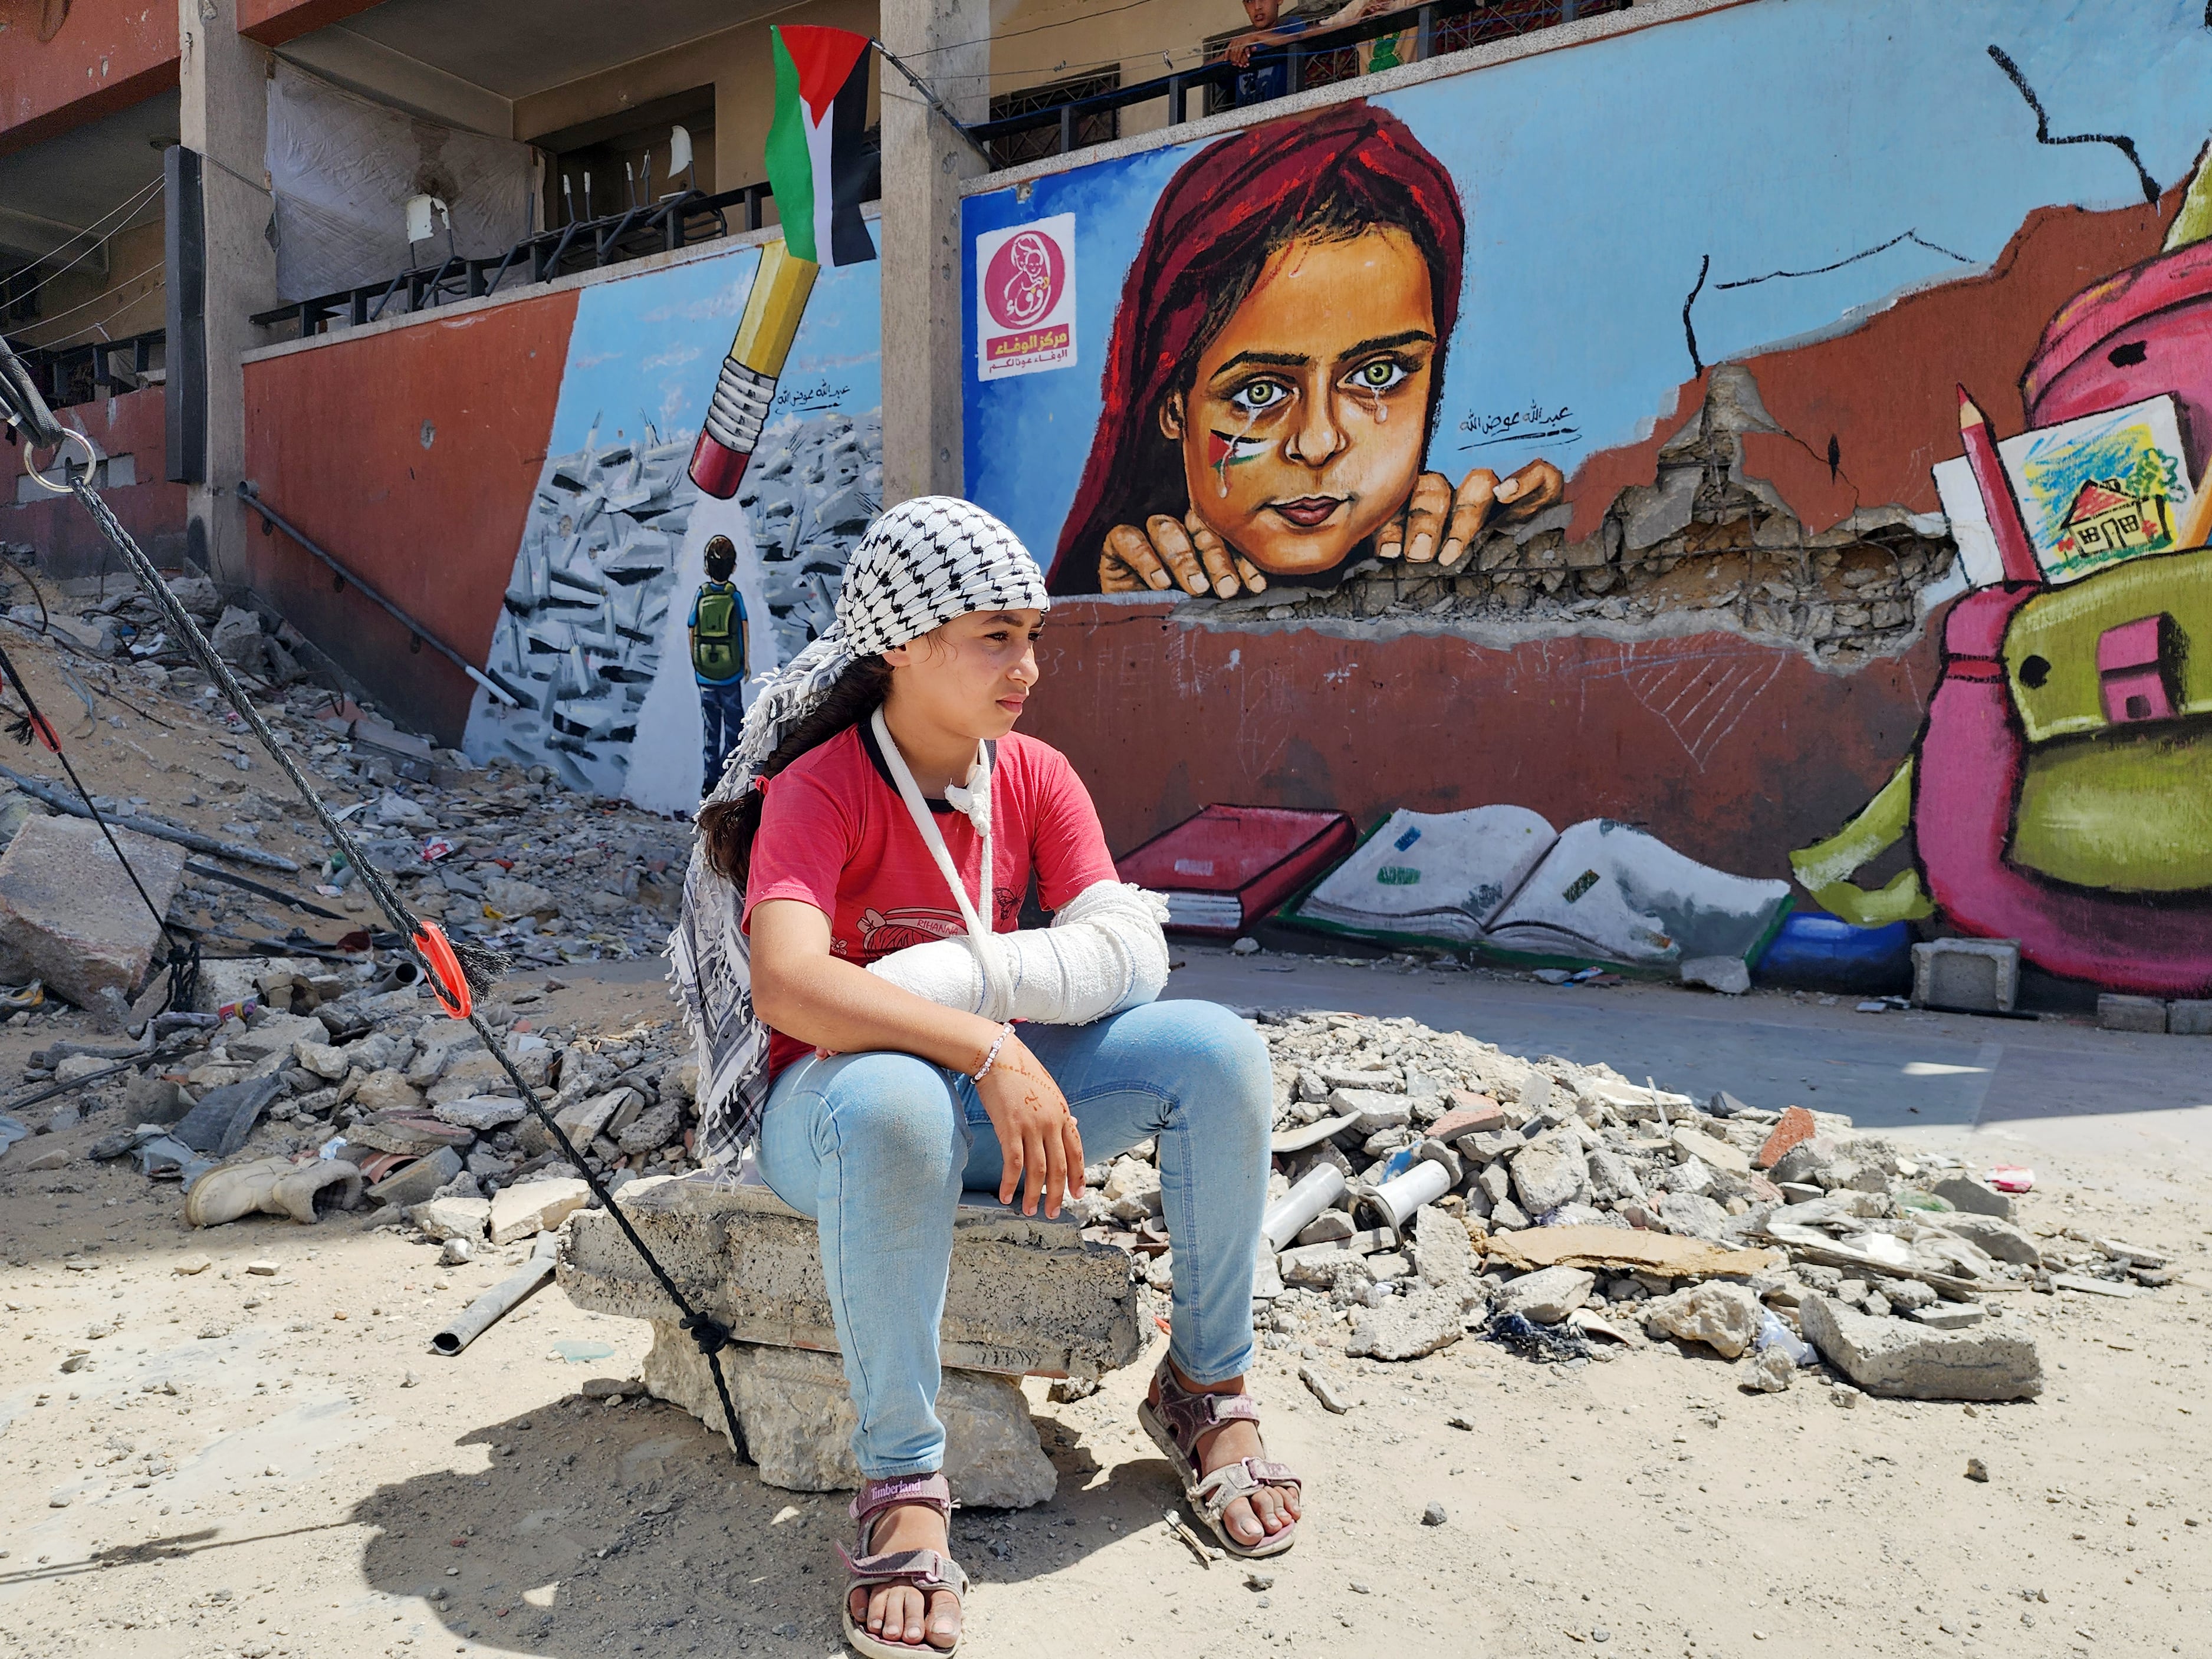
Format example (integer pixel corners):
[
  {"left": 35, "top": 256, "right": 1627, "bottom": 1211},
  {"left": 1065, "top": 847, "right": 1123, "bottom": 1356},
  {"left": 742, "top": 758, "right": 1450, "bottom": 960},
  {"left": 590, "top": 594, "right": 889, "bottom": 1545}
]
[
  {"left": 176, "top": 0, "right": 277, "bottom": 591},
  {"left": 877, "top": 0, "right": 989, "bottom": 505}
]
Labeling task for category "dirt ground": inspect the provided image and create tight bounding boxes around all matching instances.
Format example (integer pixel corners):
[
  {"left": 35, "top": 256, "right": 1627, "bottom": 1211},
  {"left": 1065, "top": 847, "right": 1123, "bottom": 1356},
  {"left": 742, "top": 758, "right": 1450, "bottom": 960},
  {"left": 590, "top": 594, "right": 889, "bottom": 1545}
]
[{"left": 1, "top": 979, "right": 2206, "bottom": 1659}]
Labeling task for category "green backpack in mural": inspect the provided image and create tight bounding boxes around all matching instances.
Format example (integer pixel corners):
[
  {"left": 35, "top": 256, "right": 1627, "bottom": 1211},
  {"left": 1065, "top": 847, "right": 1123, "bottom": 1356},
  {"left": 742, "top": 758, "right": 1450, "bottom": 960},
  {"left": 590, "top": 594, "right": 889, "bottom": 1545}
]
[
  {"left": 2001, "top": 547, "right": 2212, "bottom": 893},
  {"left": 692, "top": 583, "right": 745, "bottom": 683}
]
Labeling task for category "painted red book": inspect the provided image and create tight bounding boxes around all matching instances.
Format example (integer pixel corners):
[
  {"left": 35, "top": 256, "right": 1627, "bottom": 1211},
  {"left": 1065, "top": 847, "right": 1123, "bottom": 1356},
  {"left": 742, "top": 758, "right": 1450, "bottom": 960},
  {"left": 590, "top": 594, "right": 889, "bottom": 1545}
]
[{"left": 1115, "top": 805, "right": 1357, "bottom": 936}]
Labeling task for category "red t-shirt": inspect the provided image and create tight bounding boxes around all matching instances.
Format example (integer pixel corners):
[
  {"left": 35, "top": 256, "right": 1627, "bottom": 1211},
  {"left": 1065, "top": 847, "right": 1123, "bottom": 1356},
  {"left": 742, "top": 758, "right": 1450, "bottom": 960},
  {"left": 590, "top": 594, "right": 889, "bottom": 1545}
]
[{"left": 742, "top": 722, "right": 1119, "bottom": 1077}]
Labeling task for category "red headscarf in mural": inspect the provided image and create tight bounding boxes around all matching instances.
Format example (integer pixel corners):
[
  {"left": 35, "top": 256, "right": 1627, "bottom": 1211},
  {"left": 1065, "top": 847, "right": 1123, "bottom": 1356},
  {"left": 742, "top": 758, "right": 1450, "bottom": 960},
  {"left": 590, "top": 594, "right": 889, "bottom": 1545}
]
[{"left": 1050, "top": 100, "right": 1466, "bottom": 592}]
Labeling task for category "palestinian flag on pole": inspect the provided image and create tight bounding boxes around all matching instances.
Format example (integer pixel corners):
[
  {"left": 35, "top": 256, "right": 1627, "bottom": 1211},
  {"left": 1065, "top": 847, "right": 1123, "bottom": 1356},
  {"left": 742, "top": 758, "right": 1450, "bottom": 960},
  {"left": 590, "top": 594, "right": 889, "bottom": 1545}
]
[{"left": 765, "top": 25, "right": 877, "bottom": 267}]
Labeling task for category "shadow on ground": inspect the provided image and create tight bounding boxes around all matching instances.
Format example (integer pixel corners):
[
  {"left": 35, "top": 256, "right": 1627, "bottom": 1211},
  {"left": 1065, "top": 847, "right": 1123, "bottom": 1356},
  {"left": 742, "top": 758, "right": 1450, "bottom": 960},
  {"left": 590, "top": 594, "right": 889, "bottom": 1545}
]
[{"left": 350, "top": 1388, "right": 1182, "bottom": 1656}]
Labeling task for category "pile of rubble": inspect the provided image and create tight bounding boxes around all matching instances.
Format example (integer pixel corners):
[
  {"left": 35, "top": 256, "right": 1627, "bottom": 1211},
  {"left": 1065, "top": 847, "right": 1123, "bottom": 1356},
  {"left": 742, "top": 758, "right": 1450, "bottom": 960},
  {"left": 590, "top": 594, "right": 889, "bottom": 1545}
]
[
  {"left": 1084, "top": 1009, "right": 2168, "bottom": 1403},
  {"left": 4, "top": 950, "right": 698, "bottom": 1253},
  {"left": 0, "top": 560, "right": 691, "bottom": 969}
]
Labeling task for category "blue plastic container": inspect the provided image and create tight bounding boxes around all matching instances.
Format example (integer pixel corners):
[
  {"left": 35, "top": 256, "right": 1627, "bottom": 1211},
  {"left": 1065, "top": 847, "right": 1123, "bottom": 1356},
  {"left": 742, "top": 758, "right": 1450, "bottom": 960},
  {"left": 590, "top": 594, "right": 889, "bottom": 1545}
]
[{"left": 1752, "top": 911, "right": 1914, "bottom": 995}]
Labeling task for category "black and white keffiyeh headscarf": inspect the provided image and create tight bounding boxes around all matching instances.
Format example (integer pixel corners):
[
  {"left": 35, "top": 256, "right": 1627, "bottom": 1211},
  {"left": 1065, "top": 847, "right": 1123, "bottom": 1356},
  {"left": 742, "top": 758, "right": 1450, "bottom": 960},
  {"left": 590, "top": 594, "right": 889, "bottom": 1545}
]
[{"left": 670, "top": 495, "right": 1050, "bottom": 1165}]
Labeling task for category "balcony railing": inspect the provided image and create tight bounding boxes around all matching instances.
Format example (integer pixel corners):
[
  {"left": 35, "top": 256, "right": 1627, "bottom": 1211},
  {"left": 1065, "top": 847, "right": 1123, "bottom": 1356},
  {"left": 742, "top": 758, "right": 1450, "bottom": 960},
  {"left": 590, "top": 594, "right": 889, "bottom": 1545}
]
[
  {"left": 971, "top": 0, "right": 1629, "bottom": 160},
  {"left": 249, "top": 181, "right": 780, "bottom": 341},
  {"left": 14, "top": 327, "right": 164, "bottom": 412}
]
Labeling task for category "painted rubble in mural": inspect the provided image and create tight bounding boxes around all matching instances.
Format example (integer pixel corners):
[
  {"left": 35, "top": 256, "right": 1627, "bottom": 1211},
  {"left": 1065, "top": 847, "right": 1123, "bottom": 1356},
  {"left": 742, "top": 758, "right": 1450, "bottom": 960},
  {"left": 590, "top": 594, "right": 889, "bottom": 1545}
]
[
  {"left": 962, "top": 0, "right": 2212, "bottom": 991},
  {"left": 461, "top": 239, "right": 882, "bottom": 814}
]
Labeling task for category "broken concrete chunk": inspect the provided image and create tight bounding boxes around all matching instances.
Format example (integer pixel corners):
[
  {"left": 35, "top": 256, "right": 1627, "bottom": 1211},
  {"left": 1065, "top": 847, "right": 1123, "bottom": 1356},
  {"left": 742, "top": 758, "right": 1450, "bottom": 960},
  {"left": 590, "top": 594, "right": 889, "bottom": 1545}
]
[
  {"left": 0, "top": 816, "right": 186, "bottom": 1008},
  {"left": 1482, "top": 1225, "right": 1780, "bottom": 1280},
  {"left": 1642, "top": 1282, "right": 1764, "bottom": 1358},
  {"left": 227, "top": 1012, "right": 324, "bottom": 1064},
  {"left": 1509, "top": 1131, "right": 1588, "bottom": 1214},
  {"left": 433, "top": 1096, "right": 530, "bottom": 1133},
  {"left": 642, "top": 1326, "right": 1056, "bottom": 1506},
  {"left": 1346, "top": 1286, "right": 1465, "bottom": 1361},
  {"left": 412, "top": 1195, "right": 491, "bottom": 1243},
  {"left": 488, "top": 1177, "right": 593, "bottom": 1244},
  {"left": 614, "top": 1101, "right": 681, "bottom": 1157},
  {"left": 1679, "top": 955, "right": 1750, "bottom": 995},
  {"left": 1930, "top": 1174, "right": 2013, "bottom": 1219},
  {"left": 1909, "top": 1302, "right": 1986, "bottom": 1331},
  {"left": 350, "top": 1069, "right": 425, "bottom": 1115},
  {"left": 1936, "top": 1213, "right": 2040, "bottom": 1266},
  {"left": 1298, "top": 1362, "right": 1353, "bottom": 1413},
  {"left": 1798, "top": 1293, "right": 2041, "bottom": 1400},
  {"left": 523, "top": 1086, "right": 631, "bottom": 1157},
  {"left": 293, "top": 1040, "right": 350, "bottom": 1081},
  {"left": 1329, "top": 1088, "right": 1413, "bottom": 1134},
  {"left": 1738, "top": 1345, "right": 1795, "bottom": 1393},
  {"left": 2096, "top": 993, "right": 2168, "bottom": 1033},
  {"left": 1655, "top": 1191, "right": 1729, "bottom": 1240},
  {"left": 1490, "top": 1266, "right": 1595, "bottom": 1324},
  {"left": 1409, "top": 1204, "right": 1482, "bottom": 1307},
  {"left": 1672, "top": 1125, "right": 1751, "bottom": 1177},
  {"left": 344, "top": 1115, "right": 475, "bottom": 1158},
  {"left": 562, "top": 1174, "right": 1140, "bottom": 1381},
  {"left": 364, "top": 1147, "right": 464, "bottom": 1209}
]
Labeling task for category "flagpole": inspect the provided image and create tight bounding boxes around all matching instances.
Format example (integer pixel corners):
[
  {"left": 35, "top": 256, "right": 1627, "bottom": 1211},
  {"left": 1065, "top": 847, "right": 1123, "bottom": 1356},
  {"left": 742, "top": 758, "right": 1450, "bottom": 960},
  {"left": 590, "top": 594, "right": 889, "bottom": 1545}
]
[{"left": 870, "top": 38, "right": 996, "bottom": 166}]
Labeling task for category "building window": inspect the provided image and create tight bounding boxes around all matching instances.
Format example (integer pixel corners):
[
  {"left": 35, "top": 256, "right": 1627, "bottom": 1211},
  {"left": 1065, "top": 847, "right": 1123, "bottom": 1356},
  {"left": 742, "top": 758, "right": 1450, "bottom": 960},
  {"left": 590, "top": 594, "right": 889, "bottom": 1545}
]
[{"left": 988, "top": 70, "right": 1121, "bottom": 168}]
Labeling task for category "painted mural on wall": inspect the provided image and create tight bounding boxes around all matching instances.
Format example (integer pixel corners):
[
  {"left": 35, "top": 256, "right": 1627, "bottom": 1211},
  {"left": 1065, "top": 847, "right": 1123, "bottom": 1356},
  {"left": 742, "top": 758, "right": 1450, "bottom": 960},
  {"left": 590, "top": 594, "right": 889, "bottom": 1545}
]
[
  {"left": 461, "top": 237, "right": 882, "bottom": 814},
  {"left": 962, "top": 0, "right": 2212, "bottom": 993},
  {"left": 1793, "top": 187, "right": 2212, "bottom": 998}
]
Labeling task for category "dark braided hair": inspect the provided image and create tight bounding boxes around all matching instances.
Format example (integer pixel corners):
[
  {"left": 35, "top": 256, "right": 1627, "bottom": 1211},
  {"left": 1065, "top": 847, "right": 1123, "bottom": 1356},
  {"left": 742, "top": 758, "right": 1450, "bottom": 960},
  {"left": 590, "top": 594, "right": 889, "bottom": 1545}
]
[{"left": 699, "top": 656, "right": 893, "bottom": 887}]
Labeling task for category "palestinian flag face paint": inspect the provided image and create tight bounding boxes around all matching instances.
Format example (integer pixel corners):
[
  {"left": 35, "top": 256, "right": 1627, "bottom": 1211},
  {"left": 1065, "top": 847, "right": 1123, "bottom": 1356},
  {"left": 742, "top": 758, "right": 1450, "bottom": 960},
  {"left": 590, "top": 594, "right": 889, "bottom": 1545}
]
[{"left": 764, "top": 25, "right": 877, "bottom": 268}]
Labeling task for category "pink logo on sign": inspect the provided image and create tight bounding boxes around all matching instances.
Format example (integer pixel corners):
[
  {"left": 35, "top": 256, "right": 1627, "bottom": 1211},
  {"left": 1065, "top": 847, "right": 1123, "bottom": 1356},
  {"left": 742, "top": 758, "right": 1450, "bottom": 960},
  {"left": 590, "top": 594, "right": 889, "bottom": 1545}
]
[{"left": 984, "top": 229, "right": 1064, "bottom": 330}]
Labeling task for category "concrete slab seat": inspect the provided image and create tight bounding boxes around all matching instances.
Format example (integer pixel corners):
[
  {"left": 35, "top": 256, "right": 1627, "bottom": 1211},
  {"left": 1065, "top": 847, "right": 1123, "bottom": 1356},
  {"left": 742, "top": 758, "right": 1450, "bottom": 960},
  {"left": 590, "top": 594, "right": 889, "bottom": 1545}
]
[{"left": 558, "top": 1173, "right": 1146, "bottom": 1505}]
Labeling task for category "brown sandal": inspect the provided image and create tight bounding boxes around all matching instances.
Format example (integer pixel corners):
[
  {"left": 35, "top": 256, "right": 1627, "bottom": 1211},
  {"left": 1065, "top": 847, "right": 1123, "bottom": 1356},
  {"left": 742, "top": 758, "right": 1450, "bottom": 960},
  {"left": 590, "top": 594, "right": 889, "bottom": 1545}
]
[
  {"left": 1137, "top": 1357, "right": 1302, "bottom": 1559},
  {"left": 839, "top": 1473, "right": 968, "bottom": 1658}
]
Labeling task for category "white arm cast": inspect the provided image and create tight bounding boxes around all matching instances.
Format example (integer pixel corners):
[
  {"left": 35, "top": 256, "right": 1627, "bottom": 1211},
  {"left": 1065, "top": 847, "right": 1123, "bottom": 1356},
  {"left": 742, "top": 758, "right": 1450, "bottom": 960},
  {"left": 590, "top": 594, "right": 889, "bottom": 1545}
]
[{"left": 864, "top": 880, "right": 1171, "bottom": 1025}]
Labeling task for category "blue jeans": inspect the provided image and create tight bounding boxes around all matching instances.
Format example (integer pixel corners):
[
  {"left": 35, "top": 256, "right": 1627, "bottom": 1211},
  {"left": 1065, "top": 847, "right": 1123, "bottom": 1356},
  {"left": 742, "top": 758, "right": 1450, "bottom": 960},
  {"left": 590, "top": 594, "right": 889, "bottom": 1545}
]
[
  {"left": 756, "top": 999, "right": 1271, "bottom": 1480},
  {"left": 698, "top": 677, "right": 745, "bottom": 796}
]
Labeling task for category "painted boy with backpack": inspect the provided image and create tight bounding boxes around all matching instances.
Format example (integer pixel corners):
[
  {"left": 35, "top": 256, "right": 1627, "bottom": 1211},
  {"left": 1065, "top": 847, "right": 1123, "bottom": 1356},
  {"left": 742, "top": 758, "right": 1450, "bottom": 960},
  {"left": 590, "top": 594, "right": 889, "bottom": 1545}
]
[{"left": 690, "top": 534, "right": 751, "bottom": 796}]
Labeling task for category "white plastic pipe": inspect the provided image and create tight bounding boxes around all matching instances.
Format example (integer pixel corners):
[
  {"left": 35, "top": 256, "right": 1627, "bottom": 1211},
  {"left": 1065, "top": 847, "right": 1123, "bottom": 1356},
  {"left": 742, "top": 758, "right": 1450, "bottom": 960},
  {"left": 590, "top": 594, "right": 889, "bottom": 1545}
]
[
  {"left": 1262, "top": 1161, "right": 1347, "bottom": 1251},
  {"left": 1358, "top": 1158, "right": 1452, "bottom": 1232}
]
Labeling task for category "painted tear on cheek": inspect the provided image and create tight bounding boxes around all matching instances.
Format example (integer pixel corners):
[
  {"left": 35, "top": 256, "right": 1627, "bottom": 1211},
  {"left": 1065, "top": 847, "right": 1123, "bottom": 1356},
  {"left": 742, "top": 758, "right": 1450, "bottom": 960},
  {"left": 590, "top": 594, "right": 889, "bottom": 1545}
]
[{"left": 1208, "top": 420, "right": 1269, "bottom": 498}]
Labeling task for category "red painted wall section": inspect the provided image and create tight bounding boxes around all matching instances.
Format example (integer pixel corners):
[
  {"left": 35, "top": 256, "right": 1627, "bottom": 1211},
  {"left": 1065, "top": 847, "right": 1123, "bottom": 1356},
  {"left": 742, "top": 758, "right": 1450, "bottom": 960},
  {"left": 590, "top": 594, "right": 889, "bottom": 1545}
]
[
  {"left": 1027, "top": 598, "right": 1937, "bottom": 880},
  {"left": 0, "top": 0, "right": 178, "bottom": 155},
  {"left": 241, "top": 294, "right": 577, "bottom": 745},
  {"left": 236, "top": 0, "right": 384, "bottom": 48},
  {"left": 0, "top": 387, "right": 188, "bottom": 575}
]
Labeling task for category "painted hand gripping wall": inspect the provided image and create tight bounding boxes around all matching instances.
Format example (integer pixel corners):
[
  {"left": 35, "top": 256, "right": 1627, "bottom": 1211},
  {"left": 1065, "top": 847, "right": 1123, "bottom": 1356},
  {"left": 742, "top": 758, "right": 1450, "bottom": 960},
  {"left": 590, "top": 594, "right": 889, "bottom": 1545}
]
[
  {"left": 964, "top": 0, "right": 2212, "bottom": 995},
  {"left": 458, "top": 238, "right": 882, "bottom": 815}
]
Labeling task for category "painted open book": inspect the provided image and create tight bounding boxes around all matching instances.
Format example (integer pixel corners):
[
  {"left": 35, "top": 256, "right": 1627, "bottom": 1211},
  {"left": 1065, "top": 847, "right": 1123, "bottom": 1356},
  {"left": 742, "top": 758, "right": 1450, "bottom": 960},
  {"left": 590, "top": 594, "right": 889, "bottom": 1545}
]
[{"left": 1287, "top": 805, "right": 1793, "bottom": 969}]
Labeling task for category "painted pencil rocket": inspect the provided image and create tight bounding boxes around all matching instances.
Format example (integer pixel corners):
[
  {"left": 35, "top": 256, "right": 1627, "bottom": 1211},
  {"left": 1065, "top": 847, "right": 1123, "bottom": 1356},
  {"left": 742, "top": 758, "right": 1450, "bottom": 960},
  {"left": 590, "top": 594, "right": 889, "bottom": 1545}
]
[
  {"left": 688, "top": 241, "right": 819, "bottom": 498},
  {"left": 688, "top": 25, "right": 875, "bottom": 499}
]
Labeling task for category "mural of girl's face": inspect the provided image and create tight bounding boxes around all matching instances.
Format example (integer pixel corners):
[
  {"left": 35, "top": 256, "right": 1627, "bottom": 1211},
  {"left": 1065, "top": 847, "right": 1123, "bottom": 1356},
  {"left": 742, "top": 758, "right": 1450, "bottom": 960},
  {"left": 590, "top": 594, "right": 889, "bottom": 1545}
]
[{"left": 1161, "top": 227, "right": 1437, "bottom": 578}]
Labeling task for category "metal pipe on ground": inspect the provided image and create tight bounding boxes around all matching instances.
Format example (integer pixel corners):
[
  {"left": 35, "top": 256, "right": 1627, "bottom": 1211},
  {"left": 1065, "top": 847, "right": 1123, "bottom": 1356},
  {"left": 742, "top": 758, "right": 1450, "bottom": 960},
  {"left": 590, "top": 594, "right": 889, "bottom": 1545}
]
[{"left": 432, "top": 1232, "right": 560, "bottom": 1355}]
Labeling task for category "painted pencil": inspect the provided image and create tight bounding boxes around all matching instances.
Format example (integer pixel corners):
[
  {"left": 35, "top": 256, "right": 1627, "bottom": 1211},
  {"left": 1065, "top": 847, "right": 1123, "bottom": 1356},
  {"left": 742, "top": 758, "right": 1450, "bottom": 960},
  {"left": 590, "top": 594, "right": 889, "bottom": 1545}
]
[{"left": 1957, "top": 386, "right": 2043, "bottom": 586}]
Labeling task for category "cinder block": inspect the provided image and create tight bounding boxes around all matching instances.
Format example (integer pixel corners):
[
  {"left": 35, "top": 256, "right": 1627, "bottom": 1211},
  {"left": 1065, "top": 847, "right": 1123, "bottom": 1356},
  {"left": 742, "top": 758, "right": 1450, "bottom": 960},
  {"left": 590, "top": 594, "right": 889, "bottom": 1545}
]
[
  {"left": 2098, "top": 993, "right": 2170, "bottom": 1034},
  {"left": 1910, "top": 938, "right": 2020, "bottom": 1013},
  {"left": 558, "top": 1172, "right": 1142, "bottom": 1380},
  {"left": 2169, "top": 999, "right": 2212, "bottom": 1036}
]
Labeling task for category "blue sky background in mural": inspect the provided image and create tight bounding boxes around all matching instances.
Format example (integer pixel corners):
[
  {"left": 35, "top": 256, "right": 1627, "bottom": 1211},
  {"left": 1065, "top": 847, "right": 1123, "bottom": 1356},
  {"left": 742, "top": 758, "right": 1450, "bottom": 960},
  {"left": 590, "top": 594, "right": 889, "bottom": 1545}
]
[
  {"left": 465, "top": 230, "right": 884, "bottom": 813},
  {"left": 963, "top": 0, "right": 2212, "bottom": 562}
]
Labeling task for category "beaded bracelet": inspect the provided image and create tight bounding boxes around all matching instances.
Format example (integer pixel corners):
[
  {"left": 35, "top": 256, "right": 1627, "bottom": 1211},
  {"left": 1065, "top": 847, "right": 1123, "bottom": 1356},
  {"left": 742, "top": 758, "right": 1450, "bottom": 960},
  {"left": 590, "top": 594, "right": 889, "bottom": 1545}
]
[{"left": 972, "top": 1021, "right": 1015, "bottom": 1081}]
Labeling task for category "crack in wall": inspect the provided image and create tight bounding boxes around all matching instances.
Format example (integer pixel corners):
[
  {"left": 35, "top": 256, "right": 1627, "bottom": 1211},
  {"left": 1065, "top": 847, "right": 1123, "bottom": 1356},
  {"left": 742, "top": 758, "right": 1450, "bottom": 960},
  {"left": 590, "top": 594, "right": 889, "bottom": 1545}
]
[{"left": 1987, "top": 43, "right": 2161, "bottom": 205}]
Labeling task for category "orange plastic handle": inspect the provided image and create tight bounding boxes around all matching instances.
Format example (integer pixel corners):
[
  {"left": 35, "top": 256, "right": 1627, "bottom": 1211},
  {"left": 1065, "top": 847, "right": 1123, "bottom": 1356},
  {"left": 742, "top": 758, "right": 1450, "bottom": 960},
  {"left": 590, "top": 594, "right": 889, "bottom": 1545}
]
[{"left": 413, "top": 921, "right": 471, "bottom": 1020}]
